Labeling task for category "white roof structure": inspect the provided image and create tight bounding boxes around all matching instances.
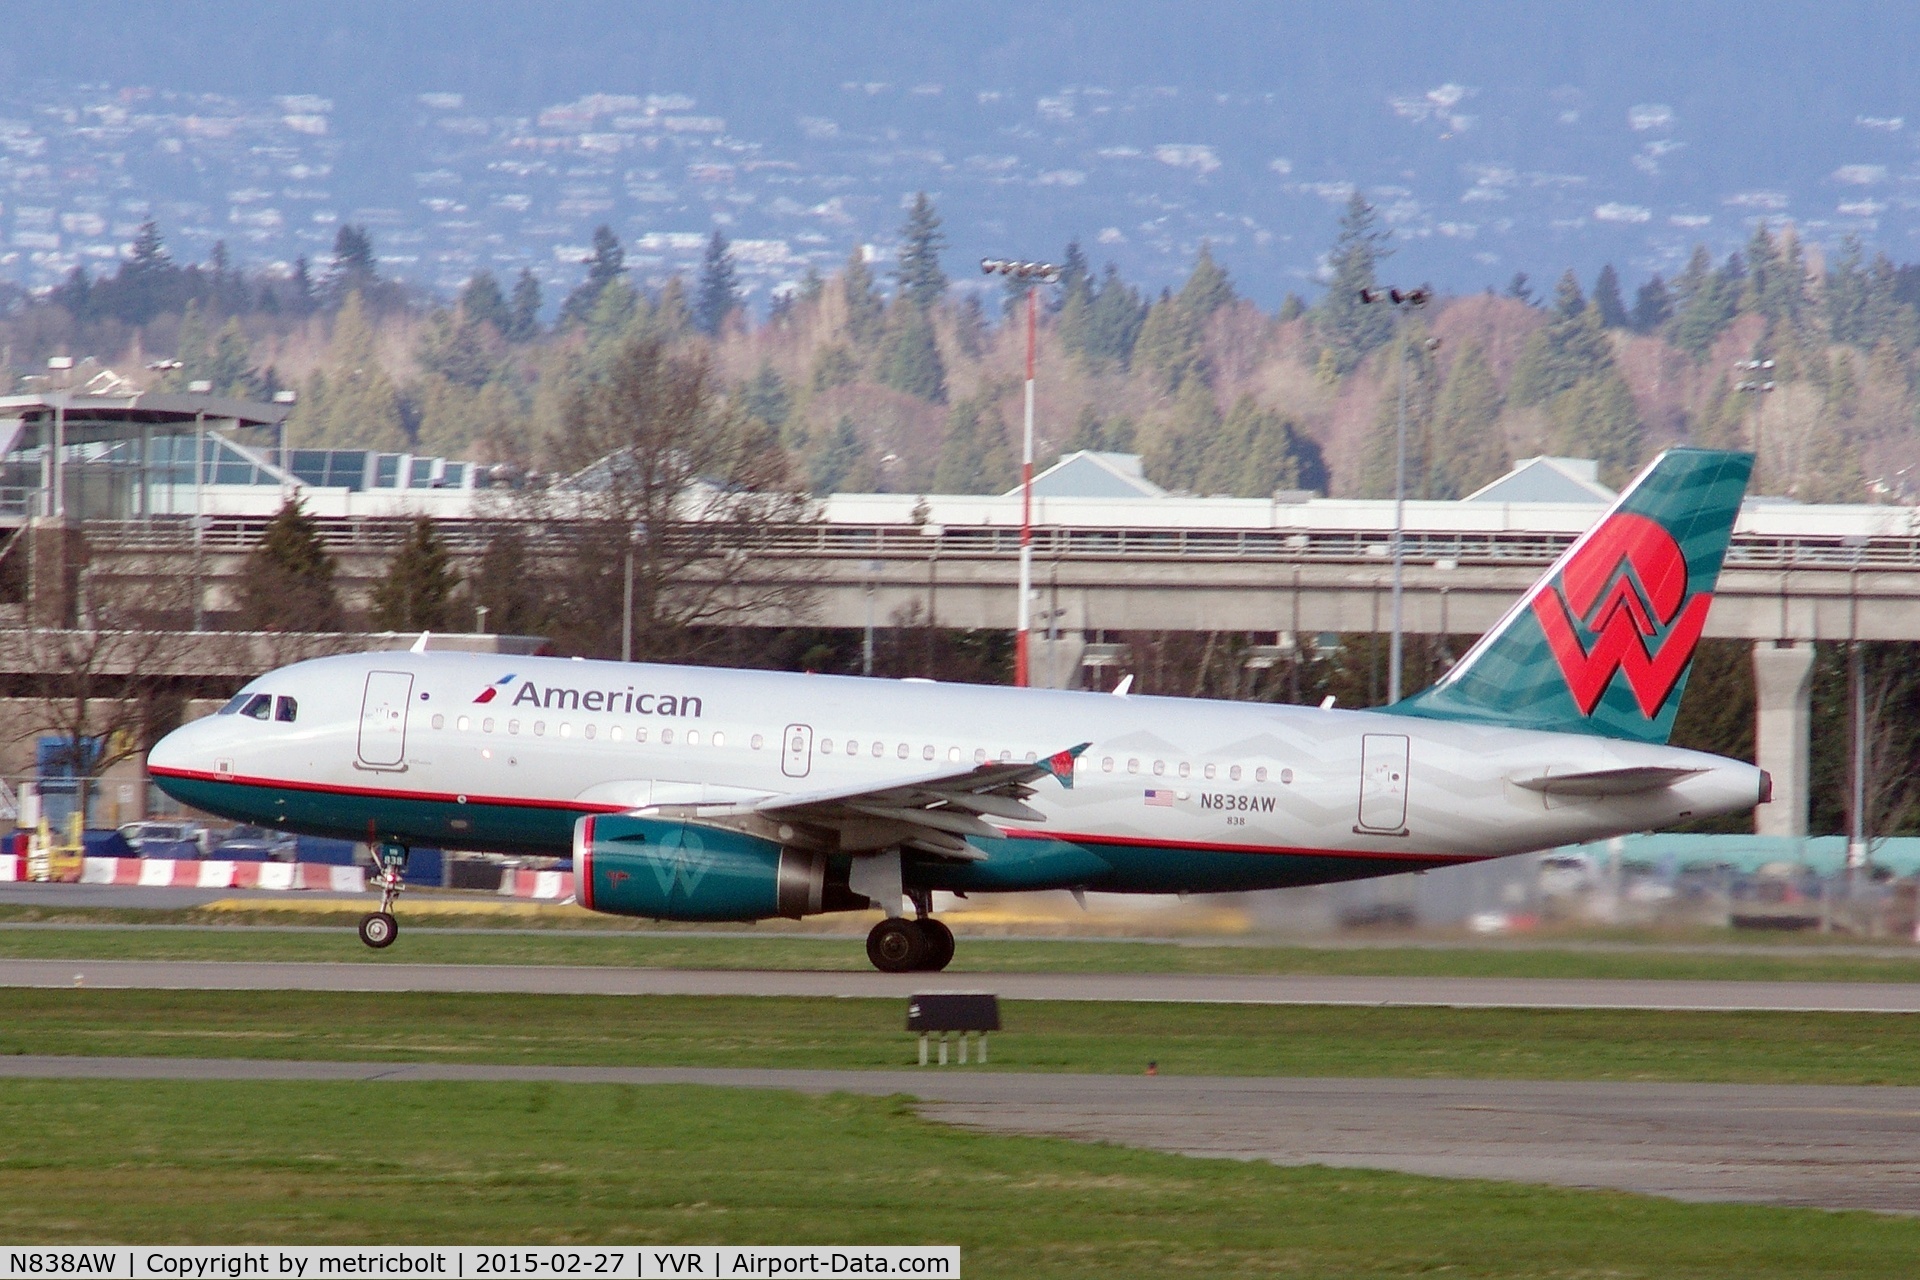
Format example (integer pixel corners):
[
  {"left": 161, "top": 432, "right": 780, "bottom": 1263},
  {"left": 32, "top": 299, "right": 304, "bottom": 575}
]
[
  {"left": 1009, "top": 451, "right": 1167, "bottom": 500},
  {"left": 1464, "top": 456, "right": 1616, "bottom": 505}
]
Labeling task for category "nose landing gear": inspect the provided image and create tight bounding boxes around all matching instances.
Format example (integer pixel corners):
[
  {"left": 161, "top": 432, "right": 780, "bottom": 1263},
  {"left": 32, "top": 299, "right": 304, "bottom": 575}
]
[
  {"left": 865, "top": 889, "right": 955, "bottom": 972},
  {"left": 358, "top": 842, "right": 408, "bottom": 949}
]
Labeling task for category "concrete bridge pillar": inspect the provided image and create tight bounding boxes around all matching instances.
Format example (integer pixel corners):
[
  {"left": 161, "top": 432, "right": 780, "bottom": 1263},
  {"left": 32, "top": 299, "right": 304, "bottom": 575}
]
[
  {"left": 1030, "top": 635, "right": 1087, "bottom": 690},
  {"left": 1752, "top": 640, "right": 1816, "bottom": 837}
]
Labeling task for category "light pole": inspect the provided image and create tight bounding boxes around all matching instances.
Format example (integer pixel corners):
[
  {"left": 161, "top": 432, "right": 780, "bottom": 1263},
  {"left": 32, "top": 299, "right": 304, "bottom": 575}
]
[
  {"left": 1358, "top": 286, "right": 1430, "bottom": 704},
  {"left": 981, "top": 257, "right": 1062, "bottom": 687},
  {"left": 1734, "top": 358, "right": 1776, "bottom": 492}
]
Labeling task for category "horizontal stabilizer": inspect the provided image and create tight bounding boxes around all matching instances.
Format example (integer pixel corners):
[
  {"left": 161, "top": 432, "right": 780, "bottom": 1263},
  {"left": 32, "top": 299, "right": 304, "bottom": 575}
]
[{"left": 1511, "top": 765, "right": 1704, "bottom": 797}]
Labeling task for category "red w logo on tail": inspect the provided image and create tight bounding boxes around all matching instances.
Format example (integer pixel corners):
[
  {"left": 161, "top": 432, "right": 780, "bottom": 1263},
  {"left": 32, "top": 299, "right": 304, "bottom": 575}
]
[{"left": 1530, "top": 513, "right": 1712, "bottom": 718}]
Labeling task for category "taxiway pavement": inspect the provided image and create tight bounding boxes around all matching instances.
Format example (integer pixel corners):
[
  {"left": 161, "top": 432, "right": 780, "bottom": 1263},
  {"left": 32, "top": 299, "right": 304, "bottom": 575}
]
[
  {"left": 2, "top": 1055, "right": 1913, "bottom": 1212},
  {"left": 5, "top": 957, "right": 1920, "bottom": 1011}
]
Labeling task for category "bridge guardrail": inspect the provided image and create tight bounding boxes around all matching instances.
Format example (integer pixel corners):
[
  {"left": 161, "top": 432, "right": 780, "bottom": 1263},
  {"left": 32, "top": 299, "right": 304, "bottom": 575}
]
[{"left": 40, "top": 517, "right": 1920, "bottom": 573}]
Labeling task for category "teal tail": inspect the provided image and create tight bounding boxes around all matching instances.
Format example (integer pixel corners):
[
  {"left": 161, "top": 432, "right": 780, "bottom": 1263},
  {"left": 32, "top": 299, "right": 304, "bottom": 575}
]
[{"left": 1385, "top": 448, "right": 1753, "bottom": 744}]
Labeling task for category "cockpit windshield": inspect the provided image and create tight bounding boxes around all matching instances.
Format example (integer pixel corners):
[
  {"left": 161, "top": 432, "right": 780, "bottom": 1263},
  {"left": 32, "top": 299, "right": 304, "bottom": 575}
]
[{"left": 217, "top": 692, "right": 295, "bottom": 721}]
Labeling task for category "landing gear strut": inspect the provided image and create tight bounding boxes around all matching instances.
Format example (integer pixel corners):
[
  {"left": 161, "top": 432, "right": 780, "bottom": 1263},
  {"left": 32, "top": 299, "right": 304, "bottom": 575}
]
[
  {"left": 359, "top": 842, "right": 407, "bottom": 949},
  {"left": 865, "top": 890, "right": 955, "bottom": 973}
]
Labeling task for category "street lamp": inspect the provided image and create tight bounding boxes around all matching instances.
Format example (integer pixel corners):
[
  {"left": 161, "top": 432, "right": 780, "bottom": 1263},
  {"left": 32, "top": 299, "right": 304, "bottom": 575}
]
[
  {"left": 1734, "top": 358, "right": 1776, "bottom": 492},
  {"left": 1358, "top": 286, "right": 1431, "bottom": 704},
  {"left": 981, "top": 257, "right": 1063, "bottom": 688}
]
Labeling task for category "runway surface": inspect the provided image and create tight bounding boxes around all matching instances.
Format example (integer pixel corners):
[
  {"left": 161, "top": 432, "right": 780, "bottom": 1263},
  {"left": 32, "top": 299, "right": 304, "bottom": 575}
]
[
  {"left": 5, "top": 957, "right": 1920, "bottom": 1010},
  {"left": 3, "top": 1054, "right": 1914, "bottom": 1213}
]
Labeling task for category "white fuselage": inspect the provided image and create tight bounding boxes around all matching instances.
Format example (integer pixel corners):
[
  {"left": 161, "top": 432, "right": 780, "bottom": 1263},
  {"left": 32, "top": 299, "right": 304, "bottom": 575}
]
[{"left": 147, "top": 649, "right": 1765, "bottom": 898}]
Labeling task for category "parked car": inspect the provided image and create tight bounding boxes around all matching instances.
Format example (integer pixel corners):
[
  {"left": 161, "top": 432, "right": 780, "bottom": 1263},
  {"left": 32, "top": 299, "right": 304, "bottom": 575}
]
[
  {"left": 116, "top": 820, "right": 211, "bottom": 858},
  {"left": 214, "top": 824, "right": 300, "bottom": 862}
]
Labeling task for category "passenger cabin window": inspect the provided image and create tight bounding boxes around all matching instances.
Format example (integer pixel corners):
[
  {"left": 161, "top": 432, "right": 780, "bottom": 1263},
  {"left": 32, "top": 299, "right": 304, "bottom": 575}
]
[
  {"left": 240, "top": 694, "right": 272, "bottom": 721},
  {"left": 274, "top": 696, "right": 298, "bottom": 723}
]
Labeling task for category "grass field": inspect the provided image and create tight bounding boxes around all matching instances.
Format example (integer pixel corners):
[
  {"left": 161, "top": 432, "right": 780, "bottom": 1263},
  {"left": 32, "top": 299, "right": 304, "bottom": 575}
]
[
  {"left": 2, "top": 1080, "right": 1915, "bottom": 1278},
  {"left": 8, "top": 988, "right": 1920, "bottom": 1084},
  {"left": 5, "top": 918, "right": 1920, "bottom": 983}
]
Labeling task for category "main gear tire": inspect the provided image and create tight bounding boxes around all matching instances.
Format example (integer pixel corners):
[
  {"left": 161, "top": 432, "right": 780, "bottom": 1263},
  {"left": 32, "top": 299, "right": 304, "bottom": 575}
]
[
  {"left": 866, "top": 917, "right": 929, "bottom": 972},
  {"left": 916, "top": 918, "right": 955, "bottom": 971}
]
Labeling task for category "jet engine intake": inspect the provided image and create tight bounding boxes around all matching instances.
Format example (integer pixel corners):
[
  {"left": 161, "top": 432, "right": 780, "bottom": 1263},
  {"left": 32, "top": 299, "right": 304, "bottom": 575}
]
[{"left": 573, "top": 814, "right": 825, "bottom": 920}]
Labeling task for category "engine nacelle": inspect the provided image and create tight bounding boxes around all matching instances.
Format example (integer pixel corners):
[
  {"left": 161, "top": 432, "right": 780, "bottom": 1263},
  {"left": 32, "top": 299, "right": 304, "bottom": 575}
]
[{"left": 572, "top": 814, "right": 825, "bottom": 921}]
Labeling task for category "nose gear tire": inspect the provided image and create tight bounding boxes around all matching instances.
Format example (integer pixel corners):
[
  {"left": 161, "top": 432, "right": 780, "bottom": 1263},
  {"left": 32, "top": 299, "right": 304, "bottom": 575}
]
[{"left": 358, "top": 911, "right": 398, "bottom": 948}]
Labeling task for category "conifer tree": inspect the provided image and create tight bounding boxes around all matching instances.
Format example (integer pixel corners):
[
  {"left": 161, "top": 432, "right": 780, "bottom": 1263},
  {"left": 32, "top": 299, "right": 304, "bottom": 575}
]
[
  {"left": 237, "top": 498, "right": 341, "bottom": 632},
  {"left": 1357, "top": 327, "right": 1440, "bottom": 498},
  {"left": 1508, "top": 293, "right": 1613, "bottom": 407},
  {"left": 1177, "top": 242, "right": 1235, "bottom": 323},
  {"left": 1630, "top": 275, "right": 1672, "bottom": 333},
  {"left": 1547, "top": 368, "right": 1644, "bottom": 485},
  {"left": 290, "top": 256, "right": 317, "bottom": 315},
  {"left": 561, "top": 226, "right": 626, "bottom": 326},
  {"left": 460, "top": 270, "right": 511, "bottom": 334},
  {"left": 741, "top": 363, "right": 793, "bottom": 438},
  {"left": 876, "top": 305, "right": 947, "bottom": 402},
  {"left": 1195, "top": 396, "right": 1326, "bottom": 497},
  {"left": 287, "top": 293, "right": 406, "bottom": 450},
  {"left": 1056, "top": 241, "right": 1091, "bottom": 310},
  {"left": 933, "top": 394, "right": 1014, "bottom": 493},
  {"left": 508, "top": 268, "right": 543, "bottom": 340},
  {"left": 1135, "top": 288, "right": 1206, "bottom": 390},
  {"left": 416, "top": 310, "right": 496, "bottom": 390},
  {"left": 894, "top": 192, "right": 948, "bottom": 310},
  {"left": 695, "top": 229, "right": 740, "bottom": 336},
  {"left": 370, "top": 517, "right": 460, "bottom": 632},
  {"left": 1428, "top": 341, "right": 1507, "bottom": 498},
  {"left": 842, "top": 246, "right": 884, "bottom": 346},
  {"left": 808, "top": 416, "right": 874, "bottom": 494},
  {"left": 204, "top": 320, "right": 255, "bottom": 397},
  {"left": 327, "top": 225, "right": 379, "bottom": 304},
  {"left": 1057, "top": 241, "right": 1096, "bottom": 357},
  {"left": 1592, "top": 264, "right": 1628, "bottom": 329},
  {"left": 1082, "top": 264, "right": 1147, "bottom": 371},
  {"left": 1143, "top": 379, "right": 1223, "bottom": 491},
  {"left": 1313, "top": 191, "right": 1394, "bottom": 374},
  {"left": 472, "top": 528, "right": 547, "bottom": 638}
]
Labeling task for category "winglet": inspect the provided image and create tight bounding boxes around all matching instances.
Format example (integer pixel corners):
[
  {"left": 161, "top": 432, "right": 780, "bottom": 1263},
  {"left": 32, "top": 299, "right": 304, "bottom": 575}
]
[
  {"left": 1045, "top": 742, "right": 1092, "bottom": 790},
  {"left": 1112, "top": 675, "right": 1134, "bottom": 697},
  {"left": 410, "top": 631, "right": 432, "bottom": 653}
]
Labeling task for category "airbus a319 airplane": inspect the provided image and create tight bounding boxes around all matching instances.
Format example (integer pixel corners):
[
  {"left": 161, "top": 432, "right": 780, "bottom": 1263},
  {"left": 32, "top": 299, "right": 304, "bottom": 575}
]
[{"left": 149, "top": 448, "right": 1766, "bottom": 970}]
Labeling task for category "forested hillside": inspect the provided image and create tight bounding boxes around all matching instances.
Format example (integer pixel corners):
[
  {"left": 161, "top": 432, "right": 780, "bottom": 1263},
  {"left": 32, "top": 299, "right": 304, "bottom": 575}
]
[{"left": 10, "top": 191, "right": 1920, "bottom": 509}]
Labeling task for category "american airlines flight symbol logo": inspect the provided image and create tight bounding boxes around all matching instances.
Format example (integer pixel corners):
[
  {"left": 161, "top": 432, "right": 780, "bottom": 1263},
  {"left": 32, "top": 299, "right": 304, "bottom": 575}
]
[
  {"left": 1529, "top": 512, "right": 1712, "bottom": 718},
  {"left": 473, "top": 674, "right": 517, "bottom": 703}
]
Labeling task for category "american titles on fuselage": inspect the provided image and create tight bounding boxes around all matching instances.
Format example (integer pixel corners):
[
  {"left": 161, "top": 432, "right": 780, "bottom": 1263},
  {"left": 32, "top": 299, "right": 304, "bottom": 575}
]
[{"left": 482, "top": 675, "right": 705, "bottom": 718}]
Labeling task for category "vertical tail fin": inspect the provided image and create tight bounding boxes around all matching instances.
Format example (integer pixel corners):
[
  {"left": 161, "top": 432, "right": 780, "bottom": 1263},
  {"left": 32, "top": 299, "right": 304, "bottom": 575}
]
[{"left": 1387, "top": 448, "right": 1752, "bottom": 743}]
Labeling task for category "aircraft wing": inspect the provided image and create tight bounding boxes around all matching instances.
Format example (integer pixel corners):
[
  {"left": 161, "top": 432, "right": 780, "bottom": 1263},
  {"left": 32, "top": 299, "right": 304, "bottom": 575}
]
[
  {"left": 1511, "top": 765, "right": 1705, "bottom": 797},
  {"left": 669, "top": 742, "right": 1090, "bottom": 860}
]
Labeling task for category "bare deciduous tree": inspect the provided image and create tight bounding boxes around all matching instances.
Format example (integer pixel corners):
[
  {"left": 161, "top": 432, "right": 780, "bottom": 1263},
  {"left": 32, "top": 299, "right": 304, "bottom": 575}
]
[{"left": 524, "top": 334, "right": 814, "bottom": 660}]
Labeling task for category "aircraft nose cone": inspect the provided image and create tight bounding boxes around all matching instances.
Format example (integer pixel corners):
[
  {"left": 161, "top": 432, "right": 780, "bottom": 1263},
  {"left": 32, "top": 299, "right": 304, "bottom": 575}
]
[{"left": 146, "top": 721, "right": 197, "bottom": 775}]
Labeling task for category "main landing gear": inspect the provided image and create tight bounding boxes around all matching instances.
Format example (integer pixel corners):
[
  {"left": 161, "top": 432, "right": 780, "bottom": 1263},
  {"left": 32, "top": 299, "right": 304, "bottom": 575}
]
[
  {"left": 866, "top": 890, "right": 955, "bottom": 973},
  {"left": 358, "top": 842, "right": 408, "bottom": 949}
]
